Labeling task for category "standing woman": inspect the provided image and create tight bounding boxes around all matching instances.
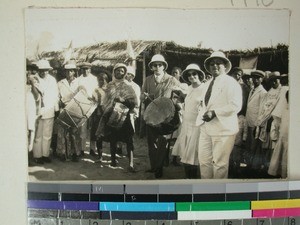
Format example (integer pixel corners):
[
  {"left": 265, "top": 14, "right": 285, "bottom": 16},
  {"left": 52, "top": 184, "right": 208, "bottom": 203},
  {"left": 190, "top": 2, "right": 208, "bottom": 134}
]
[
  {"left": 172, "top": 64, "right": 205, "bottom": 178},
  {"left": 90, "top": 69, "right": 111, "bottom": 160}
]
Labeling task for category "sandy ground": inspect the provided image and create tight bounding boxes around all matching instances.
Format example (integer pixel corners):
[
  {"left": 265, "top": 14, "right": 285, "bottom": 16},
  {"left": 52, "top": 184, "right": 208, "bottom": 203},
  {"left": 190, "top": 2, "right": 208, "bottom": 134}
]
[{"left": 28, "top": 135, "right": 186, "bottom": 181}]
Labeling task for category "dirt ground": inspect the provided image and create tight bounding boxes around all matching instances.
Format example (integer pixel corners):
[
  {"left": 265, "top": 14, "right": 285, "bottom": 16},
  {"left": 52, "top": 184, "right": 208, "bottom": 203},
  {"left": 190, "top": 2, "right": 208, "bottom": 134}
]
[{"left": 28, "top": 135, "right": 186, "bottom": 181}]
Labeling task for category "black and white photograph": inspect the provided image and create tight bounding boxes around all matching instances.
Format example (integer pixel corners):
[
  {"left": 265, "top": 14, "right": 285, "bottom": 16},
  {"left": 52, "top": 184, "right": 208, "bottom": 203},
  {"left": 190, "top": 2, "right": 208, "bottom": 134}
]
[{"left": 25, "top": 8, "right": 290, "bottom": 181}]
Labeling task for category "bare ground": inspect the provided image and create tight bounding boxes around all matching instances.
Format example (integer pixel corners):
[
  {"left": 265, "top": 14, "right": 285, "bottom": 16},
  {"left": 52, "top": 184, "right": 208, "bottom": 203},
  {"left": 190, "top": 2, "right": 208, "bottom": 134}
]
[{"left": 28, "top": 135, "right": 186, "bottom": 182}]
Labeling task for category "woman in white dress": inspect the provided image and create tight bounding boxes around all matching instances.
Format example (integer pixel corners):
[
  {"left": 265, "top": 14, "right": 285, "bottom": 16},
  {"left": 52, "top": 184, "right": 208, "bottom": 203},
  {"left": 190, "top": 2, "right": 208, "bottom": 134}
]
[{"left": 172, "top": 64, "right": 205, "bottom": 178}]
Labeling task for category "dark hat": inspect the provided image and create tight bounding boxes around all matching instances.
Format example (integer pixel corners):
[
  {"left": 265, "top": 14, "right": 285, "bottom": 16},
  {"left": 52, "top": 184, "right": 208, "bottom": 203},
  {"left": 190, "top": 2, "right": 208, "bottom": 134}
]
[
  {"left": 268, "top": 71, "right": 281, "bottom": 81},
  {"left": 26, "top": 63, "right": 38, "bottom": 71},
  {"left": 78, "top": 62, "right": 92, "bottom": 69},
  {"left": 250, "top": 70, "right": 265, "bottom": 78},
  {"left": 231, "top": 67, "right": 244, "bottom": 74}
]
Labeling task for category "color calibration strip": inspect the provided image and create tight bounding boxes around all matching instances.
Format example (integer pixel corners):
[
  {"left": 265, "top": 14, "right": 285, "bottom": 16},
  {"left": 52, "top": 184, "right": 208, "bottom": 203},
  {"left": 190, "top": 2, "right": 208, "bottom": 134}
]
[{"left": 27, "top": 181, "right": 300, "bottom": 223}]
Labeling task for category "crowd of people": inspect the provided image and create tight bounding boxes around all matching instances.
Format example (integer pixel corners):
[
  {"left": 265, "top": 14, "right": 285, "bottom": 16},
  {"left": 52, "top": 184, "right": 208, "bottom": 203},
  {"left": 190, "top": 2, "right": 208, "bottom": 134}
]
[{"left": 26, "top": 51, "right": 289, "bottom": 179}]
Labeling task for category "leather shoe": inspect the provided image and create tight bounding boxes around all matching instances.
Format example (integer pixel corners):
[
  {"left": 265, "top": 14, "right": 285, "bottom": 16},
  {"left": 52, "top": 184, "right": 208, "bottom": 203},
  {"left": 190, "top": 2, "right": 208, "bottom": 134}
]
[
  {"left": 34, "top": 158, "right": 44, "bottom": 164},
  {"left": 71, "top": 154, "right": 79, "bottom": 162},
  {"left": 42, "top": 157, "right": 52, "bottom": 163},
  {"left": 155, "top": 168, "right": 163, "bottom": 178},
  {"left": 146, "top": 168, "right": 156, "bottom": 173}
]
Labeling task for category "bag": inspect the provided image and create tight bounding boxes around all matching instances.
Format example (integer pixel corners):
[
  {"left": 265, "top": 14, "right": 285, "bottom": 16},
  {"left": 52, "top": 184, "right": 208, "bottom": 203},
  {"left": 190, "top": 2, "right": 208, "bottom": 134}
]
[{"left": 107, "top": 102, "right": 130, "bottom": 129}]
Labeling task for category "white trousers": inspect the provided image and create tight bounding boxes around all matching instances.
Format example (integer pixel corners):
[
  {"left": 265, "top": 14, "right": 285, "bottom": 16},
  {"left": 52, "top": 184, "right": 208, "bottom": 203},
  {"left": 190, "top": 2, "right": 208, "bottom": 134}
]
[
  {"left": 198, "top": 125, "right": 236, "bottom": 179},
  {"left": 33, "top": 118, "right": 54, "bottom": 158}
]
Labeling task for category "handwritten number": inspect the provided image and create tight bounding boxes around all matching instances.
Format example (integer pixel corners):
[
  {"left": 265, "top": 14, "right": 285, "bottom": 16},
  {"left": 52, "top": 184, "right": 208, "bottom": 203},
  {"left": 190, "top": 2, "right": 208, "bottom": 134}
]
[
  {"left": 260, "top": 220, "right": 265, "bottom": 225},
  {"left": 231, "top": 0, "right": 274, "bottom": 7},
  {"left": 227, "top": 221, "right": 233, "bottom": 225}
]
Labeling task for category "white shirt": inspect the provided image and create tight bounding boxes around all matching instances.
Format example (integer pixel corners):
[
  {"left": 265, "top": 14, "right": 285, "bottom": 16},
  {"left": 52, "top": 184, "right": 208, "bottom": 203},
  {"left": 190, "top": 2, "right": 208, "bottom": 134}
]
[
  {"left": 77, "top": 73, "right": 98, "bottom": 98},
  {"left": 37, "top": 74, "right": 59, "bottom": 119},
  {"left": 58, "top": 78, "right": 79, "bottom": 104}
]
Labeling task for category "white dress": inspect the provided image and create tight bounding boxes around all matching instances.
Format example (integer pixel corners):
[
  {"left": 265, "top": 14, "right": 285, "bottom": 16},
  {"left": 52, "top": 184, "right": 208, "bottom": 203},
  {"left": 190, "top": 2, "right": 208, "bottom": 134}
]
[{"left": 172, "top": 84, "right": 204, "bottom": 165}]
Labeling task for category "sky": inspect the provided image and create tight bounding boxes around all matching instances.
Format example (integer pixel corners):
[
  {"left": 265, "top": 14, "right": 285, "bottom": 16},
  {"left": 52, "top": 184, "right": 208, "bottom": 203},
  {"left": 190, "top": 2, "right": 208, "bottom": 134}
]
[{"left": 25, "top": 8, "right": 290, "bottom": 58}]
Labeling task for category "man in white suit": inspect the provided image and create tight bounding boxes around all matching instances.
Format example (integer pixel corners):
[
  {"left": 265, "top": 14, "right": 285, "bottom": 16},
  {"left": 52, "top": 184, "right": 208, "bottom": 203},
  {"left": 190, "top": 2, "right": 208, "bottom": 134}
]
[
  {"left": 245, "top": 70, "right": 267, "bottom": 161},
  {"left": 198, "top": 51, "right": 242, "bottom": 179}
]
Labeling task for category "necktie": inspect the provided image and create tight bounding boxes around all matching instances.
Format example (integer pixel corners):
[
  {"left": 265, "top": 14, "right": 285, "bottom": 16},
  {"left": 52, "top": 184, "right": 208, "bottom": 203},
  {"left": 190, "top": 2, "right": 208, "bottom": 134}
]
[
  {"left": 249, "top": 88, "right": 255, "bottom": 98},
  {"left": 204, "top": 78, "right": 215, "bottom": 106}
]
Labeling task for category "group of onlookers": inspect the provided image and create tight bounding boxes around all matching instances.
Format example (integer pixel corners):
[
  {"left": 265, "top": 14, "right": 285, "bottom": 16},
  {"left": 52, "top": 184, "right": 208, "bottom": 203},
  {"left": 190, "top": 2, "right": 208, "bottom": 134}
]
[{"left": 26, "top": 51, "right": 289, "bottom": 179}]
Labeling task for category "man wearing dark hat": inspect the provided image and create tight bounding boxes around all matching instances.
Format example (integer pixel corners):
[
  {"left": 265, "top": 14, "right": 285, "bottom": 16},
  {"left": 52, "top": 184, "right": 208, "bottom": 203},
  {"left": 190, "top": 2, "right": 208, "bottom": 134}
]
[
  {"left": 142, "top": 54, "right": 181, "bottom": 178},
  {"left": 253, "top": 71, "right": 287, "bottom": 171},
  {"left": 245, "top": 70, "right": 267, "bottom": 163},
  {"left": 197, "top": 51, "right": 243, "bottom": 179},
  {"left": 77, "top": 62, "right": 98, "bottom": 156},
  {"left": 229, "top": 67, "right": 250, "bottom": 173}
]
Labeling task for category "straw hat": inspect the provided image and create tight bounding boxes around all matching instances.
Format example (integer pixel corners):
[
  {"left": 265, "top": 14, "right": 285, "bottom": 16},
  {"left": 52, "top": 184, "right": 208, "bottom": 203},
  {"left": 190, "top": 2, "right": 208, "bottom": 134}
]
[
  {"left": 204, "top": 51, "right": 232, "bottom": 74},
  {"left": 181, "top": 64, "right": 205, "bottom": 82},
  {"left": 37, "top": 59, "right": 53, "bottom": 70},
  {"left": 148, "top": 54, "right": 168, "bottom": 70}
]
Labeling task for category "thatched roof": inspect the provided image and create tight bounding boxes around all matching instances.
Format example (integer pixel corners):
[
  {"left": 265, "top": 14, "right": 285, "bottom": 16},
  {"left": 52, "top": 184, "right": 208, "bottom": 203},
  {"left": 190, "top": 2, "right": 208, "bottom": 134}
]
[{"left": 37, "top": 41, "right": 289, "bottom": 83}]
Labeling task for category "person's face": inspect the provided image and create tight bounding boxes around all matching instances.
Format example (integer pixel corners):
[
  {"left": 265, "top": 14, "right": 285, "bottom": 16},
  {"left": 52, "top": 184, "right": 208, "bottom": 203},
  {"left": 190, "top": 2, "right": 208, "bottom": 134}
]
[
  {"left": 81, "top": 68, "right": 90, "bottom": 76},
  {"left": 209, "top": 58, "right": 226, "bottom": 77},
  {"left": 38, "top": 69, "right": 49, "bottom": 78},
  {"left": 97, "top": 73, "right": 108, "bottom": 87},
  {"left": 66, "top": 69, "right": 75, "bottom": 81},
  {"left": 114, "top": 67, "right": 126, "bottom": 80},
  {"left": 251, "top": 75, "right": 262, "bottom": 88},
  {"left": 172, "top": 69, "right": 181, "bottom": 80},
  {"left": 243, "top": 77, "right": 253, "bottom": 87},
  {"left": 187, "top": 70, "right": 201, "bottom": 84},
  {"left": 270, "top": 78, "right": 280, "bottom": 89},
  {"left": 151, "top": 62, "right": 165, "bottom": 75},
  {"left": 125, "top": 73, "right": 135, "bottom": 82},
  {"left": 232, "top": 70, "right": 243, "bottom": 81}
]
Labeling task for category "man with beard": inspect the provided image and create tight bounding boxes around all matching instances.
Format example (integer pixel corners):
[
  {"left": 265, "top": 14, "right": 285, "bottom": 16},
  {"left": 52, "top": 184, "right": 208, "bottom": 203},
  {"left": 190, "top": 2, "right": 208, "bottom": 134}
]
[{"left": 96, "top": 63, "right": 138, "bottom": 171}]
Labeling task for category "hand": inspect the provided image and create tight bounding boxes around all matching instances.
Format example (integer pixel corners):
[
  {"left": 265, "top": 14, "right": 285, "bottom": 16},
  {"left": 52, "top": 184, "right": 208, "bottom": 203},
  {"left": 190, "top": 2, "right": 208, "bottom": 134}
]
[
  {"left": 202, "top": 110, "right": 216, "bottom": 122},
  {"left": 115, "top": 96, "right": 125, "bottom": 103}
]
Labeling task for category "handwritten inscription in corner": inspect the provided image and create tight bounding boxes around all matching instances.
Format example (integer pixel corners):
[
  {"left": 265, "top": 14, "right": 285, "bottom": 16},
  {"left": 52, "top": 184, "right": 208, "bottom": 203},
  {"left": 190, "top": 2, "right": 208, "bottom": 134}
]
[{"left": 231, "top": 0, "right": 274, "bottom": 7}]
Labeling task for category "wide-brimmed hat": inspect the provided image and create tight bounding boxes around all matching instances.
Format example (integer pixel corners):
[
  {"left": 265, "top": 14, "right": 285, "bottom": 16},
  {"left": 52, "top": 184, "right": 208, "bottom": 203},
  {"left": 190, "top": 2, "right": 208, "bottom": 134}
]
[
  {"left": 64, "top": 63, "right": 77, "bottom": 70},
  {"left": 37, "top": 59, "right": 53, "bottom": 70},
  {"left": 204, "top": 51, "right": 232, "bottom": 74},
  {"left": 126, "top": 66, "right": 136, "bottom": 77},
  {"left": 250, "top": 70, "right": 265, "bottom": 78},
  {"left": 78, "top": 62, "right": 92, "bottom": 69},
  {"left": 148, "top": 54, "right": 168, "bottom": 70},
  {"left": 268, "top": 71, "right": 281, "bottom": 81},
  {"left": 113, "top": 63, "right": 127, "bottom": 74},
  {"left": 181, "top": 64, "right": 205, "bottom": 82}
]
